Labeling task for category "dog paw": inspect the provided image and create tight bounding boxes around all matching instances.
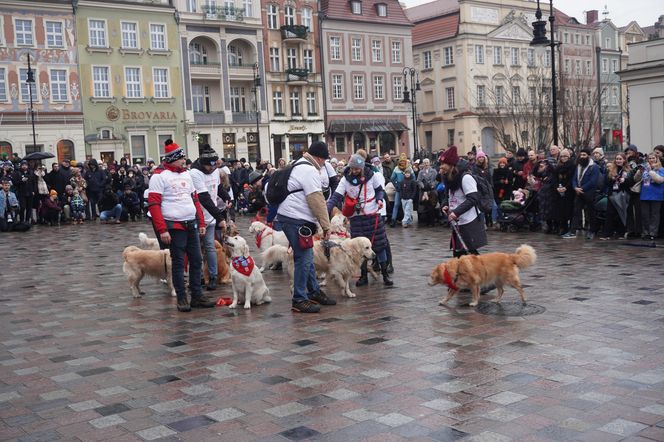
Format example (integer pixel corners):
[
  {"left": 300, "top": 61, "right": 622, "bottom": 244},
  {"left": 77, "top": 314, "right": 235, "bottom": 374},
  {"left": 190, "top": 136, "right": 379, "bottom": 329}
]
[
  {"left": 170, "top": 292, "right": 176, "bottom": 297},
  {"left": 469, "top": 301, "right": 478, "bottom": 307},
  {"left": 243, "top": 304, "right": 251, "bottom": 309},
  {"left": 347, "top": 292, "right": 356, "bottom": 298},
  {"left": 438, "top": 300, "right": 447, "bottom": 306},
  {"left": 228, "top": 303, "right": 237, "bottom": 309}
]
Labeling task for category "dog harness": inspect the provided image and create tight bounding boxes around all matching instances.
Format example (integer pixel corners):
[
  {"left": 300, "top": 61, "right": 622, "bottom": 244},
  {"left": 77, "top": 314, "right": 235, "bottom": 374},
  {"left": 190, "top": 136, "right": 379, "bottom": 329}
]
[
  {"left": 232, "top": 256, "right": 255, "bottom": 277},
  {"left": 255, "top": 229, "right": 272, "bottom": 248},
  {"left": 442, "top": 267, "right": 460, "bottom": 291}
]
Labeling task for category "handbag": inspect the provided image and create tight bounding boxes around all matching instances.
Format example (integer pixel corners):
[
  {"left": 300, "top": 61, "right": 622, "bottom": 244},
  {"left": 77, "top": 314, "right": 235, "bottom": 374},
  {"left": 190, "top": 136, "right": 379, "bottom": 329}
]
[
  {"left": 630, "top": 179, "right": 642, "bottom": 193},
  {"left": 342, "top": 183, "right": 364, "bottom": 217}
]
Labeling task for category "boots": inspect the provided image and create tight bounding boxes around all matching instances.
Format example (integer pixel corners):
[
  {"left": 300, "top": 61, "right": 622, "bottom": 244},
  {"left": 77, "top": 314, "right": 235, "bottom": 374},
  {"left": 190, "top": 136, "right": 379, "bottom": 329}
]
[
  {"left": 356, "top": 261, "right": 369, "bottom": 287},
  {"left": 385, "top": 243, "right": 394, "bottom": 274},
  {"left": 380, "top": 262, "right": 393, "bottom": 286}
]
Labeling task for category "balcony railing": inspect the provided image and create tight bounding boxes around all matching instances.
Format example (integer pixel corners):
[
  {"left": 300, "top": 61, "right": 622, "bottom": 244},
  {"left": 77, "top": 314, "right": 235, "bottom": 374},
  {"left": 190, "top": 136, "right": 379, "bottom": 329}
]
[
  {"left": 202, "top": 5, "right": 244, "bottom": 22},
  {"left": 194, "top": 112, "right": 225, "bottom": 125},
  {"left": 280, "top": 25, "right": 308, "bottom": 40},
  {"left": 189, "top": 62, "right": 222, "bottom": 77},
  {"left": 286, "top": 68, "right": 309, "bottom": 83},
  {"left": 228, "top": 63, "right": 255, "bottom": 70},
  {"left": 232, "top": 112, "right": 258, "bottom": 124}
]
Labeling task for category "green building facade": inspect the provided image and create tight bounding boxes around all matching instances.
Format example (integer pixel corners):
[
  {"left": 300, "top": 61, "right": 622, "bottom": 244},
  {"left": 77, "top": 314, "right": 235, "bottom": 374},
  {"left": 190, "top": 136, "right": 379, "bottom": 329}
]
[{"left": 76, "top": 0, "right": 185, "bottom": 165}]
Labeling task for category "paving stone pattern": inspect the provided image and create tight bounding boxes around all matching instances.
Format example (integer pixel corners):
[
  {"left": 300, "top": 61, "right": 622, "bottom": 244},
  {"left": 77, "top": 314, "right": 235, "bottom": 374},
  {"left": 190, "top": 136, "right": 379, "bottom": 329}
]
[{"left": 1, "top": 219, "right": 663, "bottom": 441}]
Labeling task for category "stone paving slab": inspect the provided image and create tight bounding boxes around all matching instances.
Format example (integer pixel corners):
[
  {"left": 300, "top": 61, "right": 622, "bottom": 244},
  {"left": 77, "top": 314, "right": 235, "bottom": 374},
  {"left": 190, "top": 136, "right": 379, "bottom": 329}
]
[{"left": 0, "top": 219, "right": 663, "bottom": 441}]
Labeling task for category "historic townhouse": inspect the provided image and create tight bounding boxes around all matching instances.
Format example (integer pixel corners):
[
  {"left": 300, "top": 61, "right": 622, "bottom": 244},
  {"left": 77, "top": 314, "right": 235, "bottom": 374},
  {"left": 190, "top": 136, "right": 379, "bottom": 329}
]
[
  {"left": 75, "top": 0, "right": 185, "bottom": 164},
  {"left": 260, "top": 0, "right": 324, "bottom": 162},
  {"left": 0, "top": 0, "right": 84, "bottom": 161},
  {"left": 174, "top": 0, "right": 268, "bottom": 162},
  {"left": 319, "top": 0, "right": 413, "bottom": 158}
]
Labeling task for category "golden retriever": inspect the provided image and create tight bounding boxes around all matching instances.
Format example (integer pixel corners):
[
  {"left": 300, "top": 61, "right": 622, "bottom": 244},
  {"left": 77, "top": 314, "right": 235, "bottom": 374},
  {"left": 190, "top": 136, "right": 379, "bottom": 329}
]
[
  {"left": 429, "top": 244, "right": 536, "bottom": 307},
  {"left": 225, "top": 235, "right": 271, "bottom": 309},
  {"left": 203, "top": 240, "right": 231, "bottom": 285},
  {"left": 122, "top": 246, "right": 176, "bottom": 298},
  {"left": 138, "top": 232, "right": 160, "bottom": 250}
]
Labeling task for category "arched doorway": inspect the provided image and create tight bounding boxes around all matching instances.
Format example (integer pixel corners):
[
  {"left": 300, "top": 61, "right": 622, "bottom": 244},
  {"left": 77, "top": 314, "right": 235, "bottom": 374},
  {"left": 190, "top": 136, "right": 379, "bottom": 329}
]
[
  {"left": 57, "top": 140, "right": 75, "bottom": 162},
  {"left": 0, "top": 141, "right": 12, "bottom": 158},
  {"left": 353, "top": 133, "right": 365, "bottom": 151},
  {"left": 378, "top": 132, "right": 395, "bottom": 155},
  {"left": 481, "top": 127, "right": 495, "bottom": 156}
]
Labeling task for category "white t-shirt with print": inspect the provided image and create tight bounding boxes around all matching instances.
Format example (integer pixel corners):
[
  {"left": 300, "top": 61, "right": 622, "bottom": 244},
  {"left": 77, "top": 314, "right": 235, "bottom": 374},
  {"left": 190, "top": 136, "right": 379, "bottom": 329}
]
[
  {"left": 190, "top": 168, "right": 220, "bottom": 226},
  {"left": 333, "top": 172, "right": 383, "bottom": 217},
  {"left": 148, "top": 169, "right": 197, "bottom": 222},
  {"left": 448, "top": 174, "right": 478, "bottom": 226},
  {"left": 276, "top": 158, "right": 321, "bottom": 223},
  {"left": 320, "top": 161, "right": 336, "bottom": 191}
]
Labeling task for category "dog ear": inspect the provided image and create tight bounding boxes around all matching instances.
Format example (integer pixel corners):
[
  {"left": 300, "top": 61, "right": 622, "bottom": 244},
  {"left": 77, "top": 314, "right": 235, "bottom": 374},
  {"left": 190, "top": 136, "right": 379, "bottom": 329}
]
[{"left": 241, "top": 244, "right": 250, "bottom": 257}]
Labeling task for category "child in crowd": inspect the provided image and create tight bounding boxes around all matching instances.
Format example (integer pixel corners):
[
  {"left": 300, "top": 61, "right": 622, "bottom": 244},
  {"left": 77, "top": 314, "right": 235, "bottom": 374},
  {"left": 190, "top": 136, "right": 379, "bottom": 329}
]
[
  {"left": 71, "top": 189, "right": 86, "bottom": 224},
  {"left": 400, "top": 168, "right": 417, "bottom": 228},
  {"left": 41, "top": 190, "right": 62, "bottom": 226}
]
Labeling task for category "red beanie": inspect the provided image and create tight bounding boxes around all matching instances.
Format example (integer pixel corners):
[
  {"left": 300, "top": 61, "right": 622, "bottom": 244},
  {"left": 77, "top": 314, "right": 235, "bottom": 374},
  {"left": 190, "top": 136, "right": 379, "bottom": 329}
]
[
  {"left": 440, "top": 145, "right": 459, "bottom": 166},
  {"left": 164, "top": 142, "right": 185, "bottom": 163}
]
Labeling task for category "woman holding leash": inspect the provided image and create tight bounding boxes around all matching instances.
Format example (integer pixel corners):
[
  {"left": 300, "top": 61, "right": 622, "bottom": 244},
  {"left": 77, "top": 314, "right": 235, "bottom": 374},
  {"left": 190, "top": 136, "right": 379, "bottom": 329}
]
[{"left": 327, "top": 154, "right": 393, "bottom": 287}]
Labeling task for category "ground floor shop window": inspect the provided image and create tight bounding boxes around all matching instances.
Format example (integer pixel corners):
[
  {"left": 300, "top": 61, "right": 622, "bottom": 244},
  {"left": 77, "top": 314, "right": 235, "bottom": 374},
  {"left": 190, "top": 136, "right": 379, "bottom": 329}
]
[
  {"left": 335, "top": 136, "right": 345, "bottom": 154},
  {"left": 379, "top": 132, "right": 395, "bottom": 155},
  {"left": 289, "top": 135, "right": 307, "bottom": 159},
  {"left": 130, "top": 135, "right": 146, "bottom": 164}
]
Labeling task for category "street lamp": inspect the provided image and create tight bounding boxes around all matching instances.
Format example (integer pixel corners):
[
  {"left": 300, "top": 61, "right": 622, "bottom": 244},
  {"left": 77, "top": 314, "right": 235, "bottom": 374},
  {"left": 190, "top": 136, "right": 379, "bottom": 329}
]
[
  {"left": 530, "top": 0, "right": 559, "bottom": 147},
  {"left": 401, "top": 67, "right": 421, "bottom": 156},
  {"left": 252, "top": 62, "right": 261, "bottom": 163},
  {"left": 26, "top": 53, "right": 38, "bottom": 152}
]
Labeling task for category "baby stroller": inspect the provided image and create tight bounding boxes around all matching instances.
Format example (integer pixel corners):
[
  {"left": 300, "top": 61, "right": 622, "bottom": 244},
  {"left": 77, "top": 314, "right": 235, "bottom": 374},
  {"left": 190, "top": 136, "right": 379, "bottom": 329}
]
[{"left": 498, "top": 190, "right": 538, "bottom": 232}]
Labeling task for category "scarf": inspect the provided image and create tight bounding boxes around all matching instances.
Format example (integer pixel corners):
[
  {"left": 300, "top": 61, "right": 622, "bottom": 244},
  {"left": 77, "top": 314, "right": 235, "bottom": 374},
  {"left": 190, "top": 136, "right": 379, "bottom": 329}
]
[{"left": 232, "top": 256, "right": 255, "bottom": 276}]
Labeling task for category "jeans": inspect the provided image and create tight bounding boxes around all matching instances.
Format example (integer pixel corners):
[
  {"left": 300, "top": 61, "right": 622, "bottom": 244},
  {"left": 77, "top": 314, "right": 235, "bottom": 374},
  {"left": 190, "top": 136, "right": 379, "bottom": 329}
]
[
  {"left": 169, "top": 225, "right": 203, "bottom": 304},
  {"left": 281, "top": 219, "right": 320, "bottom": 303},
  {"left": 202, "top": 223, "right": 217, "bottom": 280},
  {"left": 640, "top": 200, "right": 662, "bottom": 238},
  {"left": 391, "top": 191, "right": 402, "bottom": 221},
  {"left": 100, "top": 204, "right": 122, "bottom": 221},
  {"left": 402, "top": 199, "right": 413, "bottom": 225}
]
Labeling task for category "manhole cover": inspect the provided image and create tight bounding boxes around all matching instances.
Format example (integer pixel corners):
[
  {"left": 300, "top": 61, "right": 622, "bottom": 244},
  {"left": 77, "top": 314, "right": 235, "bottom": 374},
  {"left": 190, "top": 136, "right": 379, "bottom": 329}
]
[{"left": 476, "top": 301, "right": 546, "bottom": 317}]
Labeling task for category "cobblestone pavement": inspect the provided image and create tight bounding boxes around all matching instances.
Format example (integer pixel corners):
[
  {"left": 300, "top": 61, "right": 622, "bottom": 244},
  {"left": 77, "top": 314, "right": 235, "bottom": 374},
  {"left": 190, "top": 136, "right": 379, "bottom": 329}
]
[{"left": 1, "top": 218, "right": 663, "bottom": 442}]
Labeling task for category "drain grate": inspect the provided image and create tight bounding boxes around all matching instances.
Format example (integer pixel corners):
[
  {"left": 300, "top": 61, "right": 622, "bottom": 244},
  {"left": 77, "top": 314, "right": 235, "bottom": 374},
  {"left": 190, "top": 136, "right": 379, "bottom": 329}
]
[{"left": 476, "top": 301, "right": 546, "bottom": 317}]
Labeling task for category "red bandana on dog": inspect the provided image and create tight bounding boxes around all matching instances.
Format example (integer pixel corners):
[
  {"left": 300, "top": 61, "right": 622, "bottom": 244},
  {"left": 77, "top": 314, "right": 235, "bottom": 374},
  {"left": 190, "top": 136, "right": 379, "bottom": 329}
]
[
  {"left": 255, "top": 230, "right": 272, "bottom": 248},
  {"left": 443, "top": 267, "right": 459, "bottom": 291},
  {"left": 232, "top": 256, "right": 255, "bottom": 276}
]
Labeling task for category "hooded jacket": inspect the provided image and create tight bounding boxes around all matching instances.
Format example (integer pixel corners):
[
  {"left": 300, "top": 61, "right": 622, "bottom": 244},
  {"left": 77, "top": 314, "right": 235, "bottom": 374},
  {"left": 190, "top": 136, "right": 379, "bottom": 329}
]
[{"left": 84, "top": 159, "right": 109, "bottom": 194}]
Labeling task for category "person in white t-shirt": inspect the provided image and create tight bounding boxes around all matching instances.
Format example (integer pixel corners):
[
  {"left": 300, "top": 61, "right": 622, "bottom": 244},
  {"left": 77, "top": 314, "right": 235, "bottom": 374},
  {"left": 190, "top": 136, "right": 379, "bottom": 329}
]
[{"left": 147, "top": 142, "right": 216, "bottom": 312}]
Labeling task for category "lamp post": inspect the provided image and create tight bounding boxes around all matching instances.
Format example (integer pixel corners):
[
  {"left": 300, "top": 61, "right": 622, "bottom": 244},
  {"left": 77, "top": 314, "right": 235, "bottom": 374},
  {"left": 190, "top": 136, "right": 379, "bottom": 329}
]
[
  {"left": 26, "top": 53, "right": 38, "bottom": 151},
  {"left": 530, "top": 0, "right": 558, "bottom": 147},
  {"left": 401, "top": 67, "right": 421, "bottom": 157},
  {"left": 252, "top": 62, "right": 261, "bottom": 163}
]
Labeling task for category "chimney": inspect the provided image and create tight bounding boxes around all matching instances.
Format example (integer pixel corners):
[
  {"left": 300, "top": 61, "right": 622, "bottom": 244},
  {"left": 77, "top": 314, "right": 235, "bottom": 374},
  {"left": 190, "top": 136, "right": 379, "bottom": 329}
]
[{"left": 586, "top": 10, "right": 598, "bottom": 24}]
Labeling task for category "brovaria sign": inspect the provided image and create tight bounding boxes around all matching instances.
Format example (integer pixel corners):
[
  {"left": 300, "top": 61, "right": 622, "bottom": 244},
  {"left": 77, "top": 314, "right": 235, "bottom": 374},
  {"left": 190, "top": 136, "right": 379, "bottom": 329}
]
[{"left": 106, "top": 105, "right": 177, "bottom": 122}]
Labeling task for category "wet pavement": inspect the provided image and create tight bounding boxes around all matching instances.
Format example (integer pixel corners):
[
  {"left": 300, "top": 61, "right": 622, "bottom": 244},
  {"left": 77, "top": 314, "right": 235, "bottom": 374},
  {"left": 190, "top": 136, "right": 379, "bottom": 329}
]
[{"left": 1, "top": 218, "right": 663, "bottom": 442}]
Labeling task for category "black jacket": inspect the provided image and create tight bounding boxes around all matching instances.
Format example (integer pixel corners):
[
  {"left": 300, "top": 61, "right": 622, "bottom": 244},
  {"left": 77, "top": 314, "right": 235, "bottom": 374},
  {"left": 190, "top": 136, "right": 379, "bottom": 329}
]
[
  {"left": 400, "top": 177, "right": 418, "bottom": 200},
  {"left": 99, "top": 191, "right": 119, "bottom": 211},
  {"left": 85, "top": 162, "right": 108, "bottom": 194},
  {"left": 12, "top": 168, "right": 36, "bottom": 197}
]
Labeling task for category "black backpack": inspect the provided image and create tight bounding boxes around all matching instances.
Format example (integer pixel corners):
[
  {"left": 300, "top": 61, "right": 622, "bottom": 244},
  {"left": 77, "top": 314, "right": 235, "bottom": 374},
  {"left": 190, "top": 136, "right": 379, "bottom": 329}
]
[
  {"left": 465, "top": 171, "right": 494, "bottom": 213},
  {"left": 265, "top": 161, "right": 314, "bottom": 206}
]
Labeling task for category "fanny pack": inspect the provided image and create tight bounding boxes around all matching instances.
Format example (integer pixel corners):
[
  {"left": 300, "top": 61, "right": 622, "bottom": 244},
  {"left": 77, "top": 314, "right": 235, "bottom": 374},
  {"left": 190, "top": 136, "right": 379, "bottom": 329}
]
[
  {"left": 342, "top": 183, "right": 365, "bottom": 217},
  {"left": 298, "top": 224, "right": 315, "bottom": 249}
]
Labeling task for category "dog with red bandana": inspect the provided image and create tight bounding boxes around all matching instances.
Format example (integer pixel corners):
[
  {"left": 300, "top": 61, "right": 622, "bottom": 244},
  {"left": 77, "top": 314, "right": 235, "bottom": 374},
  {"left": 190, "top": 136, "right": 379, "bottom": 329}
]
[{"left": 225, "top": 235, "right": 271, "bottom": 309}]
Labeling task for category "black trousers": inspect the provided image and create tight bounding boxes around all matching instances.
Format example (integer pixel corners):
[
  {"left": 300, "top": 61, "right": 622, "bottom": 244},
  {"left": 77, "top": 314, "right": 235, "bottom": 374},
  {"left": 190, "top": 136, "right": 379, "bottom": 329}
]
[
  {"left": 571, "top": 194, "right": 598, "bottom": 233},
  {"left": 18, "top": 195, "right": 33, "bottom": 223},
  {"left": 169, "top": 225, "right": 203, "bottom": 304},
  {"left": 602, "top": 199, "right": 626, "bottom": 237}
]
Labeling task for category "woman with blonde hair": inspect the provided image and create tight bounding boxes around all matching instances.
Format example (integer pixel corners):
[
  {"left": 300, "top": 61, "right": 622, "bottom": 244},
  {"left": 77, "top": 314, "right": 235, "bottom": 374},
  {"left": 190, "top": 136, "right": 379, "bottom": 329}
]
[{"left": 599, "top": 153, "right": 632, "bottom": 240}]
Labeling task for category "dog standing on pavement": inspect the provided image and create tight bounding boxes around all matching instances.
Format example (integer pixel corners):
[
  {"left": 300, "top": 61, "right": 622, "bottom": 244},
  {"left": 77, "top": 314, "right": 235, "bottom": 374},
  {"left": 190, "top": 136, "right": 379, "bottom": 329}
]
[
  {"left": 203, "top": 240, "right": 231, "bottom": 286},
  {"left": 225, "top": 235, "right": 271, "bottom": 309},
  {"left": 122, "top": 245, "right": 176, "bottom": 298}
]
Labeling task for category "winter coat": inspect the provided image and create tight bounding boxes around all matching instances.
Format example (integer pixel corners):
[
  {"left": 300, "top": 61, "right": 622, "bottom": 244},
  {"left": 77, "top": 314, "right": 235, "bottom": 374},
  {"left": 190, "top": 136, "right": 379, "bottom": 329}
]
[
  {"left": 533, "top": 164, "right": 556, "bottom": 221},
  {"left": 553, "top": 160, "right": 575, "bottom": 222},
  {"left": 512, "top": 159, "right": 527, "bottom": 189},
  {"left": 492, "top": 167, "right": 513, "bottom": 202},
  {"left": 11, "top": 169, "right": 36, "bottom": 197},
  {"left": 53, "top": 166, "right": 72, "bottom": 196},
  {"left": 120, "top": 191, "right": 140, "bottom": 208},
  {"left": 0, "top": 190, "right": 19, "bottom": 218},
  {"left": 85, "top": 162, "right": 108, "bottom": 195},
  {"left": 400, "top": 177, "right": 418, "bottom": 200},
  {"left": 572, "top": 160, "right": 601, "bottom": 199},
  {"left": 41, "top": 197, "right": 61, "bottom": 214},
  {"left": 416, "top": 167, "right": 437, "bottom": 191},
  {"left": 99, "top": 191, "right": 119, "bottom": 211}
]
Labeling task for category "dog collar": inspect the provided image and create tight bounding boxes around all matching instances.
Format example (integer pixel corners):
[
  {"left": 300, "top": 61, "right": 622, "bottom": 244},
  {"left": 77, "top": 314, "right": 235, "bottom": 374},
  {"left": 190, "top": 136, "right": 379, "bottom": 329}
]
[
  {"left": 443, "top": 267, "right": 459, "bottom": 291},
  {"left": 232, "top": 256, "right": 255, "bottom": 277}
]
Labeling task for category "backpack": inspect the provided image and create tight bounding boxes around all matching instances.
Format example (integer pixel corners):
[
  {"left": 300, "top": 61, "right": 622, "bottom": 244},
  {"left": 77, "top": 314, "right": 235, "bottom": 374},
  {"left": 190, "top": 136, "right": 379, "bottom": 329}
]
[
  {"left": 265, "top": 161, "right": 315, "bottom": 206},
  {"left": 465, "top": 170, "right": 494, "bottom": 213}
]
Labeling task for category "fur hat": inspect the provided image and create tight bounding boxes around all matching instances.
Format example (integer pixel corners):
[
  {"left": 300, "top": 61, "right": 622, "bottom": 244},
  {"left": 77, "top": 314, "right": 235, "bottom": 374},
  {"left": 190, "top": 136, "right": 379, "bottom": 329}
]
[
  {"left": 439, "top": 145, "right": 459, "bottom": 166},
  {"left": 349, "top": 154, "right": 365, "bottom": 169},
  {"left": 164, "top": 142, "right": 185, "bottom": 163}
]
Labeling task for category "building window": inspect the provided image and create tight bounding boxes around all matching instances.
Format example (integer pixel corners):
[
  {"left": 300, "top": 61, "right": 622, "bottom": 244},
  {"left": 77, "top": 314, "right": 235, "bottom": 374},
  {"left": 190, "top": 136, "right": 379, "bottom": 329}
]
[
  {"left": 371, "top": 40, "right": 382, "bottom": 63},
  {"left": 230, "top": 87, "right": 246, "bottom": 112},
  {"left": 391, "top": 41, "right": 401, "bottom": 64},
  {"left": 373, "top": 75, "right": 384, "bottom": 100},
  {"left": 605, "top": 37, "right": 610, "bottom": 49},
  {"left": 564, "top": 59, "right": 570, "bottom": 73},
  {"left": 329, "top": 36, "right": 341, "bottom": 60},
  {"left": 575, "top": 60, "right": 581, "bottom": 75},
  {"left": 121, "top": 22, "right": 138, "bottom": 49},
  {"left": 423, "top": 50, "right": 432, "bottom": 69},
  {"left": 586, "top": 60, "right": 591, "bottom": 75},
  {"left": 15, "top": 19, "right": 33, "bottom": 46},
  {"left": 511, "top": 47, "right": 519, "bottom": 66},
  {"left": 284, "top": 6, "right": 295, "bottom": 26},
  {"left": 269, "top": 47, "right": 280, "bottom": 71},
  {"left": 192, "top": 85, "right": 208, "bottom": 112},
  {"left": 273, "top": 91, "right": 283, "bottom": 114},
  {"left": 306, "top": 91, "right": 316, "bottom": 114},
  {"left": 575, "top": 34, "right": 579, "bottom": 45},
  {"left": 335, "top": 136, "right": 345, "bottom": 153},
  {"left": 267, "top": 4, "right": 278, "bottom": 29},
  {"left": 45, "top": 21, "right": 64, "bottom": 48},
  {"left": 186, "top": 0, "right": 196, "bottom": 12},
  {"left": 0, "top": 68, "right": 7, "bottom": 102},
  {"left": 393, "top": 76, "right": 403, "bottom": 101},
  {"left": 512, "top": 86, "right": 520, "bottom": 104},
  {"left": 353, "top": 75, "right": 364, "bottom": 100},
  {"left": 290, "top": 90, "right": 300, "bottom": 115},
  {"left": 528, "top": 86, "right": 536, "bottom": 106},
  {"left": 585, "top": 35, "right": 590, "bottom": 45},
  {"left": 88, "top": 19, "right": 107, "bottom": 48},
  {"left": 189, "top": 42, "right": 208, "bottom": 64},
  {"left": 351, "top": 38, "right": 362, "bottom": 62},
  {"left": 302, "top": 8, "right": 312, "bottom": 31},
  {"left": 332, "top": 74, "right": 343, "bottom": 99},
  {"left": 445, "top": 87, "right": 455, "bottom": 109},
  {"left": 495, "top": 85, "right": 504, "bottom": 107},
  {"left": 564, "top": 32, "right": 568, "bottom": 43},
  {"left": 544, "top": 51, "right": 551, "bottom": 67},
  {"left": 303, "top": 49, "right": 313, "bottom": 72},
  {"left": 19, "top": 68, "right": 38, "bottom": 102},
  {"left": 243, "top": 0, "right": 252, "bottom": 17},
  {"left": 124, "top": 67, "right": 142, "bottom": 98},
  {"left": 476, "top": 84, "right": 485, "bottom": 107},
  {"left": 475, "top": 45, "right": 484, "bottom": 64},
  {"left": 444, "top": 46, "right": 453, "bottom": 65},
  {"left": 527, "top": 48, "right": 534, "bottom": 66},
  {"left": 153, "top": 68, "right": 169, "bottom": 98},
  {"left": 602, "top": 58, "right": 608, "bottom": 73},
  {"left": 447, "top": 129, "right": 454, "bottom": 146},
  {"left": 611, "top": 59, "right": 618, "bottom": 72},
  {"left": 150, "top": 24, "right": 166, "bottom": 50},
  {"left": 130, "top": 135, "right": 146, "bottom": 164},
  {"left": 50, "top": 69, "right": 68, "bottom": 102},
  {"left": 92, "top": 66, "right": 110, "bottom": 97},
  {"left": 351, "top": 0, "right": 361, "bottom": 14},
  {"left": 228, "top": 45, "right": 242, "bottom": 66},
  {"left": 376, "top": 3, "right": 387, "bottom": 16},
  {"left": 286, "top": 47, "right": 297, "bottom": 69},
  {"left": 493, "top": 46, "right": 502, "bottom": 65}
]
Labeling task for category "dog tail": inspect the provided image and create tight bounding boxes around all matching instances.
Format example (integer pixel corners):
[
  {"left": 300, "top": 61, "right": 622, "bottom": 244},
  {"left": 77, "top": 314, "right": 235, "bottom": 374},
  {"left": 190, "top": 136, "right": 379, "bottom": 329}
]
[
  {"left": 123, "top": 245, "right": 138, "bottom": 262},
  {"left": 261, "top": 244, "right": 289, "bottom": 266},
  {"left": 512, "top": 244, "right": 537, "bottom": 269}
]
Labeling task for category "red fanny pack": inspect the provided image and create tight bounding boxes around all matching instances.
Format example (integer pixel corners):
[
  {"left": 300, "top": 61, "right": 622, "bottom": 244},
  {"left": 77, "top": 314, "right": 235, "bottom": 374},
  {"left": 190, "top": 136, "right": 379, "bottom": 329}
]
[
  {"left": 342, "top": 194, "right": 359, "bottom": 217},
  {"left": 298, "top": 225, "right": 314, "bottom": 249}
]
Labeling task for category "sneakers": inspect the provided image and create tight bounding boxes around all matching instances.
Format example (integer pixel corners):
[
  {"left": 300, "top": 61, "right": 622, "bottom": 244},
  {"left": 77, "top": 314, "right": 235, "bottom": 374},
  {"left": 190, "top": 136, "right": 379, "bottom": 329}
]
[
  {"left": 291, "top": 300, "right": 321, "bottom": 313},
  {"left": 561, "top": 232, "right": 576, "bottom": 239},
  {"left": 599, "top": 236, "right": 611, "bottom": 241},
  {"left": 310, "top": 290, "right": 337, "bottom": 305},
  {"left": 190, "top": 296, "right": 216, "bottom": 308},
  {"left": 177, "top": 301, "right": 191, "bottom": 312}
]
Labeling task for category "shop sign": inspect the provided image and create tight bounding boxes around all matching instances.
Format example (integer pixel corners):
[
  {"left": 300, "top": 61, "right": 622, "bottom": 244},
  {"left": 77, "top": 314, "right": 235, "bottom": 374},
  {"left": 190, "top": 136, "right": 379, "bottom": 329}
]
[
  {"left": 288, "top": 125, "right": 306, "bottom": 132},
  {"left": 106, "top": 105, "right": 177, "bottom": 122}
]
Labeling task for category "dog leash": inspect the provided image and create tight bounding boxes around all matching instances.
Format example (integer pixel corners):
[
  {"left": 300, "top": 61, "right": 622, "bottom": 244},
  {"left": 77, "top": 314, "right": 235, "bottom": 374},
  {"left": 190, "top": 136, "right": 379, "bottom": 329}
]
[{"left": 450, "top": 220, "right": 469, "bottom": 252}]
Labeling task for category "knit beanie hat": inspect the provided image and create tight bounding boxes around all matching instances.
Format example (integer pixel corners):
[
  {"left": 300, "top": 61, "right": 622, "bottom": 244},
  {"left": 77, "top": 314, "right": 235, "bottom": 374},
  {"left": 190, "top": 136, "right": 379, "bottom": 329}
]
[
  {"left": 349, "top": 154, "right": 365, "bottom": 169},
  {"left": 592, "top": 147, "right": 604, "bottom": 157},
  {"left": 164, "top": 142, "right": 185, "bottom": 163},
  {"left": 199, "top": 145, "right": 219, "bottom": 166},
  {"left": 476, "top": 148, "right": 487, "bottom": 160},
  {"left": 498, "top": 157, "right": 508, "bottom": 166},
  {"left": 440, "top": 145, "right": 459, "bottom": 166},
  {"left": 516, "top": 148, "right": 527, "bottom": 157},
  {"left": 49, "top": 189, "right": 58, "bottom": 197}
]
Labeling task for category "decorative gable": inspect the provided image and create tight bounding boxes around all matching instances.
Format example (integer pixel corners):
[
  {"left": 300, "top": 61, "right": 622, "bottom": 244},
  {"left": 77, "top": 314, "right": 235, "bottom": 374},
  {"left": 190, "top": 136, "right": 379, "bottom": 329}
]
[{"left": 488, "top": 19, "right": 534, "bottom": 42}]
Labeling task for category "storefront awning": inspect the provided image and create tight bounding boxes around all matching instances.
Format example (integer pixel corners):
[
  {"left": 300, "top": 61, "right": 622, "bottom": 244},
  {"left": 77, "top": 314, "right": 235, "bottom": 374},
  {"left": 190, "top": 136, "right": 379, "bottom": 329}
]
[{"left": 327, "top": 119, "right": 409, "bottom": 134}]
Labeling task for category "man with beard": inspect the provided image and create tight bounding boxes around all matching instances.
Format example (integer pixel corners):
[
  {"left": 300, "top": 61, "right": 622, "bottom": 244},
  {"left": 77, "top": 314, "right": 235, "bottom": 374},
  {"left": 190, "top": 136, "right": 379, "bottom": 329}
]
[{"left": 563, "top": 148, "right": 600, "bottom": 239}]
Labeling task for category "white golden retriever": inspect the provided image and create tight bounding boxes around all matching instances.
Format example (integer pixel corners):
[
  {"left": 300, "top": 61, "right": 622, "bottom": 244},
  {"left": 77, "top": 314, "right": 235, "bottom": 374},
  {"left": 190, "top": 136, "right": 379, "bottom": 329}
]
[
  {"left": 122, "top": 246, "right": 175, "bottom": 298},
  {"left": 248, "top": 221, "right": 290, "bottom": 271},
  {"left": 138, "top": 232, "right": 160, "bottom": 250},
  {"left": 225, "top": 235, "right": 272, "bottom": 309}
]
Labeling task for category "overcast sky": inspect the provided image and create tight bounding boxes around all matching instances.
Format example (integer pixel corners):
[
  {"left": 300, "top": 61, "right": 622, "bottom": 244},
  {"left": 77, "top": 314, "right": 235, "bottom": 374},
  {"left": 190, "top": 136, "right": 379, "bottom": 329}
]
[{"left": 401, "top": 0, "right": 662, "bottom": 28}]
